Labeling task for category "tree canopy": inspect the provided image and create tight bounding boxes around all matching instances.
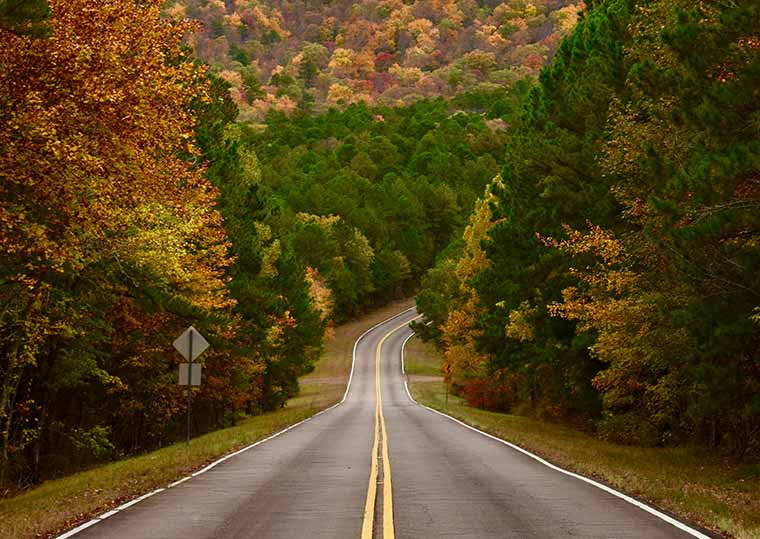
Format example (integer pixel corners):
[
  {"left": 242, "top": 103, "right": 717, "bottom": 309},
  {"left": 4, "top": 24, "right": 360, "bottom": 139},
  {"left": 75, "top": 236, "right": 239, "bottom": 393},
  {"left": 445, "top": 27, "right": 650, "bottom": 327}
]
[{"left": 417, "top": 0, "right": 760, "bottom": 455}]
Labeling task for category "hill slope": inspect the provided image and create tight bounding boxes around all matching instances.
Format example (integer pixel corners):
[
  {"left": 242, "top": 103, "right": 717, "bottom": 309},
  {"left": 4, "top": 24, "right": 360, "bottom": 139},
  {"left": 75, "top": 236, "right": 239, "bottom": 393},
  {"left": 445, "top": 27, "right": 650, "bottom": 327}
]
[{"left": 166, "top": 0, "right": 582, "bottom": 119}]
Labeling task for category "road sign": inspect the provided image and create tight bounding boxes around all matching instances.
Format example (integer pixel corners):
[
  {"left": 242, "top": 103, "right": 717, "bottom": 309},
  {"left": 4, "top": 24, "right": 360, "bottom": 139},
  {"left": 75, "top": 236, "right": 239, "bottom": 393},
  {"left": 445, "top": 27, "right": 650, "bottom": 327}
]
[
  {"left": 173, "top": 326, "right": 210, "bottom": 445},
  {"left": 173, "top": 326, "right": 209, "bottom": 362},
  {"left": 178, "top": 363, "right": 202, "bottom": 386}
]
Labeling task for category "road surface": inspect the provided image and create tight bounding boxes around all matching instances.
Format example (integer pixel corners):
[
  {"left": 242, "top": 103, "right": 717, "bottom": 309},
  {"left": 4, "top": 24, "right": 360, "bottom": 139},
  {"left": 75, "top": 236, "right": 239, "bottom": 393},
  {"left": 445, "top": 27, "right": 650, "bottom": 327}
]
[{"left": 70, "top": 308, "right": 703, "bottom": 538}]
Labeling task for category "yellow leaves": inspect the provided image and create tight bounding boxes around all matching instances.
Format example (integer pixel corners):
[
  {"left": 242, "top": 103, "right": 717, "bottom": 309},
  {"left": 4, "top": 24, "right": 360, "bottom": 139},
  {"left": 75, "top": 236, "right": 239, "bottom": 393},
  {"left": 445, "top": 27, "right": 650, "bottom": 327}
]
[
  {"left": 249, "top": 5, "right": 289, "bottom": 38},
  {"left": 551, "top": 4, "right": 581, "bottom": 35},
  {"left": 505, "top": 301, "right": 537, "bottom": 342},
  {"left": 259, "top": 239, "right": 281, "bottom": 279},
  {"left": 265, "top": 310, "right": 297, "bottom": 349},
  {"left": 456, "top": 194, "right": 495, "bottom": 286},
  {"left": 326, "top": 82, "right": 372, "bottom": 106},
  {"left": 441, "top": 308, "right": 486, "bottom": 384},
  {"left": 296, "top": 213, "right": 341, "bottom": 228},
  {"left": 407, "top": 18, "right": 434, "bottom": 37},
  {"left": 328, "top": 48, "right": 355, "bottom": 72},
  {"left": 305, "top": 267, "right": 333, "bottom": 322},
  {"left": 254, "top": 222, "right": 273, "bottom": 243},
  {"left": 388, "top": 64, "right": 424, "bottom": 86},
  {"left": 435, "top": 181, "right": 503, "bottom": 387},
  {"left": 347, "top": 228, "right": 374, "bottom": 264},
  {"left": 542, "top": 223, "right": 624, "bottom": 265},
  {"left": 327, "top": 83, "right": 355, "bottom": 105}
]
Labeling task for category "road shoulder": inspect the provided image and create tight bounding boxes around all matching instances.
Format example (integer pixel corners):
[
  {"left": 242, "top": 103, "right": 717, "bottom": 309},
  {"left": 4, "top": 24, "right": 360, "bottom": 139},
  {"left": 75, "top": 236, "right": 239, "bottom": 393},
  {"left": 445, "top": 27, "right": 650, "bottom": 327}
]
[
  {"left": 0, "top": 299, "right": 414, "bottom": 539},
  {"left": 403, "top": 336, "right": 759, "bottom": 539}
]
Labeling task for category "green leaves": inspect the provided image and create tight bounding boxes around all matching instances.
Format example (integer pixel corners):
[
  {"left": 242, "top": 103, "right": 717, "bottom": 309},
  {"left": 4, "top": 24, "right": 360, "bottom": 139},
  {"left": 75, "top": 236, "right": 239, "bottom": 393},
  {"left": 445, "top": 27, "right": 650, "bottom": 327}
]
[
  {"left": 0, "top": 0, "right": 50, "bottom": 37},
  {"left": 416, "top": 0, "right": 760, "bottom": 454}
]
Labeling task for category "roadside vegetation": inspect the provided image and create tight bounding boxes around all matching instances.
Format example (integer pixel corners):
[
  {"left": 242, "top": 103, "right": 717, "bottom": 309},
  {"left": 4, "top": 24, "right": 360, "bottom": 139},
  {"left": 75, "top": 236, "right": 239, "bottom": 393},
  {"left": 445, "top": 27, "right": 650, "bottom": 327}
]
[
  {"left": 404, "top": 335, "right": 444, "bottom": 378},
  {"left": 2, "top": 0, "right": 757, "bottom": 531},
  {"left": 0, "top": 300, "right": 410, "bottom": 539},
  {"left": 2, "top": 0, "right": 503, "bottom": 490},
  {"left": 415, "top": 0, "right": 760, "bottom": 458},
  {"left": 406, "top": 337, "right": 760, "bottom": 539}
]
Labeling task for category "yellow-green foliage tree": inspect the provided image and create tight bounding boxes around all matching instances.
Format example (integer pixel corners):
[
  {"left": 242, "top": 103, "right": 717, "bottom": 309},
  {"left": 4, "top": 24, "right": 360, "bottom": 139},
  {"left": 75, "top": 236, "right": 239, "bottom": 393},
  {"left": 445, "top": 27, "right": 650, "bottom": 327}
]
[{"left": 440, "top": 187, "right": 497, "bottom": 401}]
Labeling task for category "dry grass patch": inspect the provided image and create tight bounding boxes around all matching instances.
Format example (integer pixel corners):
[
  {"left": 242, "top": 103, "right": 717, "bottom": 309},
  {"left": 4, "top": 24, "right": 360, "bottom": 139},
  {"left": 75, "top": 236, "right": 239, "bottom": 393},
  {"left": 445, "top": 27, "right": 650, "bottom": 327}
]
[
  {"left": 406, "top": 337, "right": 760, "bottom": 539},
  {"left": 0, "top": 299, "right": 413, "bottom": 539}
]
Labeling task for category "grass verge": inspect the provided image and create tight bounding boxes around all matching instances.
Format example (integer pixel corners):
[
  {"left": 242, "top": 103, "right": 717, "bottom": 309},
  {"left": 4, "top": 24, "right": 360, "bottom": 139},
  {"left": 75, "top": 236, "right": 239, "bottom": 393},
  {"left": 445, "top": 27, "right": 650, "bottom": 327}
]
[
  {"left": 405, "top": 337, "right": 760, "bottom": 539},
  {"left": 403, "top": 334, "right": 444, "bottom": 377},
  {"left": 0, "top": 298, "right": 413, "bottom": 539}
]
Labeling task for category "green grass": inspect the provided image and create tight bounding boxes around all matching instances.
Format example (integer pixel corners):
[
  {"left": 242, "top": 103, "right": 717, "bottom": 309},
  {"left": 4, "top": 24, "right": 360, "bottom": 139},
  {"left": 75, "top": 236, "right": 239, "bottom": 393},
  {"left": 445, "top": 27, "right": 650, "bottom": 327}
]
[
  {"left": 403, "top": 335, "right": 444, "bottom": 377},
  {"left": 0, "top": 299, "right": 413, "bottom": 539},
  {"left": 406, "top": 337, "right": 760, "bottom": 539}
]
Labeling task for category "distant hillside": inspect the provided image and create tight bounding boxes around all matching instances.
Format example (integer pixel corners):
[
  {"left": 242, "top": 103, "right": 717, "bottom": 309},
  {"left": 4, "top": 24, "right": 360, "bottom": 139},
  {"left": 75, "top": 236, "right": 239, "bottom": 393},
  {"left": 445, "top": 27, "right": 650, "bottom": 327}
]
[{"left": 166, "top": 0, "right": 582, "bottom": 120}]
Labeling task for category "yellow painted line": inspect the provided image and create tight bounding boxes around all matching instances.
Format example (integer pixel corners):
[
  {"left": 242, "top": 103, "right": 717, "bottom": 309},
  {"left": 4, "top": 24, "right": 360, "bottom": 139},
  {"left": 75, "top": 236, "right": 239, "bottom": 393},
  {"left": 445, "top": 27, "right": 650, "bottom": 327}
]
[
  {"left": 381, "top": 402, "right": 393, "bottom": 538},
  {"left": 361, "top": 316, "right": 422, "bottom": 539},
  {"left": 361, "top": 404, "right": 380, "bottom": 539}
]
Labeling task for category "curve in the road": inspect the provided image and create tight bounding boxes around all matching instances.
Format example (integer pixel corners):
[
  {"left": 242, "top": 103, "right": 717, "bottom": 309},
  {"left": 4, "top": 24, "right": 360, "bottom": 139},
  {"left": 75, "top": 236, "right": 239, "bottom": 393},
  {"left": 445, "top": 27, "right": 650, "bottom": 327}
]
[
  {"left": 56, "top": 306, "right": 714, "bottom": 539},
  {"left": 58, "top": 307, "right": 415, "bottom": 539}
]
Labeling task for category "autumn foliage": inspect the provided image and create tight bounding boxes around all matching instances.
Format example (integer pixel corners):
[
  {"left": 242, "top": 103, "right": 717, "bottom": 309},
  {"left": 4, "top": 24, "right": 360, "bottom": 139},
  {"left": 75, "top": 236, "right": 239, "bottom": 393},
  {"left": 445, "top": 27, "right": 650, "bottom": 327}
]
[
  {"left": 0, "top": 0, "right": 322, "bottom": 486},
  {"left": 164, "top": 0, "right": 583, "bottom": 119},
  {"left": 418, "top": 0, "right": 760, "bottom": 455}
]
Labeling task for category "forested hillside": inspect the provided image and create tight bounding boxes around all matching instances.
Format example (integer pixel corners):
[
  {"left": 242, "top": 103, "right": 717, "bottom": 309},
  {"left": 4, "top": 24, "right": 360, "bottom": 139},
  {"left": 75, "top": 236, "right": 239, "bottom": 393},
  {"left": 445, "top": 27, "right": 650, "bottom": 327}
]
[
  {"left": 0, "top": 0, "right": 513, "bottom": 487},
  {"left": 2, "top": 0, "right": 757, "bottom": 501},
  {"left": 416, "top": 0, "right": 760, "bottom": 456},
  {"left": 163, "top": 0, "right": 581, "bottom": 119},
  {"left": 234, "top": 95, "right": 514, "bottom": 320}
]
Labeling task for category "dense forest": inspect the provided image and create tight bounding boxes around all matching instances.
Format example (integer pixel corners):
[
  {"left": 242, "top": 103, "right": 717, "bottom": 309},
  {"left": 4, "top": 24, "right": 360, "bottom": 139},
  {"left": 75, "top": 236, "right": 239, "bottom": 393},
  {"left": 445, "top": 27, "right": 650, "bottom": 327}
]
[
  {"left": 163, "top": 0, "right": 581, "bottom": 119},
  {"left": 416, "top": 0, "right": 760, "bottom": 456},
  {"left": 0, "top": 0, "right": 512, "bottom": 486},
  {"left": 0, "top": 0, "right": 757, "bottom": 495}
]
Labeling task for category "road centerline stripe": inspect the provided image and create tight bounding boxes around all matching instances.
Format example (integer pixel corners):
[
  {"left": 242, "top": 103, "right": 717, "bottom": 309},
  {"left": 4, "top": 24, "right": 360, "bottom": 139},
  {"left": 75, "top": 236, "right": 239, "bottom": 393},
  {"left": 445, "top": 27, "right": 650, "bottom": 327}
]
[
  {"left": 361, "top": 315, "right": 422, "bottom": 539},
  {"left": 361, "top": 403, "right": 380, "bottom": 539}
]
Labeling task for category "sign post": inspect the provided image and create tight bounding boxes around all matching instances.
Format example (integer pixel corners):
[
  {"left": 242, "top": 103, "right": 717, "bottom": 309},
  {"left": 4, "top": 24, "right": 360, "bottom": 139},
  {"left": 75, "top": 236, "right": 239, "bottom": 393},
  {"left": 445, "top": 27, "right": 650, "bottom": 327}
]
[
  {"left": 187, "top": 329, "right": 193, "bottom": 446},
  {"left": 173, "top": 326, "right": 210, "bottom": 445}
]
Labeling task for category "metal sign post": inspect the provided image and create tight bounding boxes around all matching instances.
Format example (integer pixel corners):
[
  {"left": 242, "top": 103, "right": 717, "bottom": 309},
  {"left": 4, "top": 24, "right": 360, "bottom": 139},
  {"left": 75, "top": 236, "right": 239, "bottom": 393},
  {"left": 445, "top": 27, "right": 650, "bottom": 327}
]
[
  {"left": 187, "top": 329, "right": 193, "bottom": 446},
  {"left": 173, "top": 326, "right": 210, "bottom": 446}
]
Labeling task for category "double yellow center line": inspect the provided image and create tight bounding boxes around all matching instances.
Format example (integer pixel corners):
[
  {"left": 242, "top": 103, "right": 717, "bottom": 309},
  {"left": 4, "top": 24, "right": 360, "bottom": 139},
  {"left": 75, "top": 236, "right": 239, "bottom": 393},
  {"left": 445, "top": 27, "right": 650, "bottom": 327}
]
[{"left": 361, "top": 316, "right": 421, "bottom": 539}]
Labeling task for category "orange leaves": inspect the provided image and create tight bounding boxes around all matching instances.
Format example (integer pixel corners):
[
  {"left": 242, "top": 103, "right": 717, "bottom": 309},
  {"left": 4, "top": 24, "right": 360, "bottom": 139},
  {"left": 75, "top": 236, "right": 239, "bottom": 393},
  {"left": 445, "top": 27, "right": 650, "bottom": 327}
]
[
  {"left": 542, "top": 223, "right": 623, "bottom": 265},
  {"left": 0, "top": 0, "right": 235, "bottom": 314},
  {"left": 546, "top": 224, "right": 643, "bottom": 335}
]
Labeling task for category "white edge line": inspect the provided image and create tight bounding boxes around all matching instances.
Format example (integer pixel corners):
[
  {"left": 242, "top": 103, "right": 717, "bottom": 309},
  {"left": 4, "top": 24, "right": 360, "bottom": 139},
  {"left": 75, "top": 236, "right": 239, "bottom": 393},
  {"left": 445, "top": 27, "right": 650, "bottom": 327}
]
[
  {"left": 54, "top": 304, "right": 418, "bottom": 539},
  {"left": 54, "top": 519, "right": 100, "bottom": 539},
  {"left": 344, "top": 305, "right": 417, "bottom": 403},
  {"left": 399, "top": 330, "right": 712, "bottom": 539}
]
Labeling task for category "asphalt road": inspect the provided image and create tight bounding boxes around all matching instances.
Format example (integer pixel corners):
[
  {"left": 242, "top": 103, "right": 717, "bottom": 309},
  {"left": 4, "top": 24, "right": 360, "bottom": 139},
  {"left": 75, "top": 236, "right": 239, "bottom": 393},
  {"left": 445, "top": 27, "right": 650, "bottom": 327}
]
[{"left": 72, "top": 307, "right": 702, "bottom": 539}]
